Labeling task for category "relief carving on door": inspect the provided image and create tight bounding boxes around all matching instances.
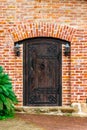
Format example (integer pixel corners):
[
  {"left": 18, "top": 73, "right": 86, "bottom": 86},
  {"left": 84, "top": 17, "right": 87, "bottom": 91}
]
[{"left": 23, "top": 38, "right": 62, "bottom": 106}]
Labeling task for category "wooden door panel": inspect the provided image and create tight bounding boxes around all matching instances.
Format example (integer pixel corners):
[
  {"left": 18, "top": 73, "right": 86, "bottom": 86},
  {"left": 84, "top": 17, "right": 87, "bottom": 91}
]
[{"left": 23, "top": 38, "right": 62, "bottom": 106}]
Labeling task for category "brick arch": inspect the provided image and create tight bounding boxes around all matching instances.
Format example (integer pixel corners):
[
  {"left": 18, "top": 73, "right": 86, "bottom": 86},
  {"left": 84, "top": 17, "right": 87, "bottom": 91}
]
[{"left": 8, "top": 22, "right": 76, "bottom": 43}]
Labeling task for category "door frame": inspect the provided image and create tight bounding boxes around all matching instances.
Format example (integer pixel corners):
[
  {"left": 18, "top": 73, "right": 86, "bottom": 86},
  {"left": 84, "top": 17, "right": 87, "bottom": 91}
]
[{"left": 23, "top": 37, "right": 64, "bottom": 106}]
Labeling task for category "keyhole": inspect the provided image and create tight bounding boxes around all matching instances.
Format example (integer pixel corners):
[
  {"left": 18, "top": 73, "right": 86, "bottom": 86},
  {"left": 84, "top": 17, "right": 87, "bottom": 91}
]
[{"left": 40, "top": 63, "right": 45, "bottom": 70}]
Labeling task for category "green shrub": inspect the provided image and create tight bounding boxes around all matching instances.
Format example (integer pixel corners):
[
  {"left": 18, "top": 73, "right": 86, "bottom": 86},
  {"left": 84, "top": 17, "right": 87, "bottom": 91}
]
[{"left": 0, "top": 66, "right": 18, "bottom": 120}]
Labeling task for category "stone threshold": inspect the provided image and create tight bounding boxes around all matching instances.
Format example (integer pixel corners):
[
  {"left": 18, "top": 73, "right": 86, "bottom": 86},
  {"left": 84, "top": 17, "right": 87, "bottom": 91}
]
[
  {"left": 15, "top": 106, "right": 75, "bottom": 116},
  {"left": 15, "top": 103, "right": 87, "bottom": 117}
]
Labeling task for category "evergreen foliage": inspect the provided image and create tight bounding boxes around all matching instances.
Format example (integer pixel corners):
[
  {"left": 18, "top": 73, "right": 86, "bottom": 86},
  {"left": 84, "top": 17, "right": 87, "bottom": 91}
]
[{"left": 0, "top": 66, "right": 18, "bottom": 120}]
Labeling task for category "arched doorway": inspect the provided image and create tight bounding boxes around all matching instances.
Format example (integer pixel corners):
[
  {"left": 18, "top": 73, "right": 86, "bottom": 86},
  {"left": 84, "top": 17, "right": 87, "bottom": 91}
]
[{"left": 23, "top": 37, "right": 65, "bottom": 106}]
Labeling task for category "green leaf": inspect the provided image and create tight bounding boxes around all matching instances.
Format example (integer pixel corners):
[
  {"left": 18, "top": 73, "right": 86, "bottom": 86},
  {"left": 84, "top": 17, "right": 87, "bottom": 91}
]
[
  {"left": 0, "top": 100, "right": 3, "bottom": 110},
  {"left": 0, "top": 94, "right": 6, "bottom": 102},
  {"left": 0, "top": 87, "right": 3, "bottom": 93},
  {"left": 0, "top": 66, "right": 3, "bottom": 73},
  {"left": 1, "top": 85, "right": 9, "bottom": 96},
  {"left": 4, "top": 98, "right": 12, "bottom": 111}
]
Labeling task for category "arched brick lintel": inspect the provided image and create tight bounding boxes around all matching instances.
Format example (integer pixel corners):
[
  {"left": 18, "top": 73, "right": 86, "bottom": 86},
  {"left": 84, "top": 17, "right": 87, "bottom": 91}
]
[{"left": 8, "top": 22, "right": 76, "bottom": 43}]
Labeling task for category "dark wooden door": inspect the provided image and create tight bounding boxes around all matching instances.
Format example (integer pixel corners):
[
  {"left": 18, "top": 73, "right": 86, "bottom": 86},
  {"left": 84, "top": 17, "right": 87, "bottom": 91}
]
[{"left": 23, "top": 38, "right": 62, "bottom": 106}]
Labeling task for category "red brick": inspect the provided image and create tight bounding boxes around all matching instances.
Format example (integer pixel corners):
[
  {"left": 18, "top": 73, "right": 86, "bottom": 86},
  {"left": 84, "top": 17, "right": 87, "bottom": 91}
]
[{"left": 0, "top": 0, "right": 87, "bottom": 106}]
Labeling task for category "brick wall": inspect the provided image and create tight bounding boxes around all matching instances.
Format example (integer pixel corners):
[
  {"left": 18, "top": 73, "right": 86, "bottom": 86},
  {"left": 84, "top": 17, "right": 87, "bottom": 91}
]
[{"left": 0, "top": 0, "right": 87, "bottom": 106}]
